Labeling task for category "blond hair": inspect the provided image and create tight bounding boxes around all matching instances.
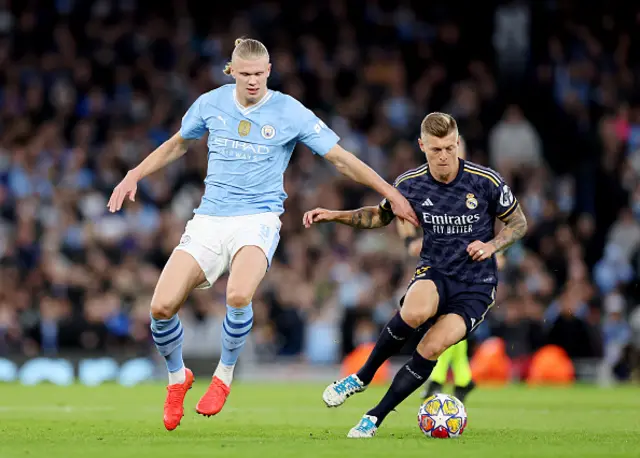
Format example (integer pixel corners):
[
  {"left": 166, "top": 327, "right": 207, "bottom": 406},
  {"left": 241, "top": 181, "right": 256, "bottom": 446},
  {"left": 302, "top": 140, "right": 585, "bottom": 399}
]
[
  {"left": 223, "top": 37, "right": 269, "bottom": 75},
  {"left": 420, "top": 112, "right": 458, "bottom": 138}
]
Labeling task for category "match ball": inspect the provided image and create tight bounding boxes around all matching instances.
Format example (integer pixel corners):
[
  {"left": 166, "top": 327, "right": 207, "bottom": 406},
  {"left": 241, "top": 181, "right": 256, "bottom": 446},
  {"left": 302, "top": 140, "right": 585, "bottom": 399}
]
[{"left": 418, "top": 393, "right": 467, "bottom": 438}]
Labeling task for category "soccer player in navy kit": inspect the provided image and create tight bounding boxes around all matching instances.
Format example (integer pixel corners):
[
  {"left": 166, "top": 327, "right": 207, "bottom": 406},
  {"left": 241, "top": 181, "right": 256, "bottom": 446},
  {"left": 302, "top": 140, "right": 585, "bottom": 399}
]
[
  {"left": 303, "top": 112, "right": 527, "bottom": 437},
  {"left": 401, "top": 135, "right": 493, "bottom": 403}
]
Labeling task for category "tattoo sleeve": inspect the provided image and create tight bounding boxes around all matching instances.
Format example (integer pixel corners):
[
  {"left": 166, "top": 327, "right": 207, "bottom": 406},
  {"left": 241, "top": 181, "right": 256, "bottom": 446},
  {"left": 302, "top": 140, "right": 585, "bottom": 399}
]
[
  {"left": 488, "top": 205, "right": 528, "bottom": 252},
  {"left": 334, "top": 205, "right": 395, "bottom": 229}
]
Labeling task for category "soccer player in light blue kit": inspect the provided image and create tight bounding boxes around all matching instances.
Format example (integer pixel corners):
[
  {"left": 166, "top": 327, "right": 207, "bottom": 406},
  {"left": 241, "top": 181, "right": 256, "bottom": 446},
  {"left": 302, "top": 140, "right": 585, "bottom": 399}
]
[{"left": 107, "top": 37, "right": 418, "bottom": 431}]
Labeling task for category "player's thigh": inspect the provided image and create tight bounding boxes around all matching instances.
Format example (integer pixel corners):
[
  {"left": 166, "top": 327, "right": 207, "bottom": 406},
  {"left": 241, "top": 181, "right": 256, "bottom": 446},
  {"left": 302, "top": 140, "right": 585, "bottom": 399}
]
[
  {"left": 150, "top": 250, "right": 207, "bottom": 319},
  {"left": 151, "top": 215, "right": 229, "bottom": 319},
  {"left": 445, "top": 284, "right": 496, "bottom": 337},
  {"left": 226, "top": 246, "right": 268, "bottom": 307},
  {"left": 226, "top": 213, "right": 282, "bottom": 308},
  {"left": 417, "top": 314, "right": 468, "bottom": 361},
  {"left": 400, "top": 279, "right": 440, "bottom": 328}
]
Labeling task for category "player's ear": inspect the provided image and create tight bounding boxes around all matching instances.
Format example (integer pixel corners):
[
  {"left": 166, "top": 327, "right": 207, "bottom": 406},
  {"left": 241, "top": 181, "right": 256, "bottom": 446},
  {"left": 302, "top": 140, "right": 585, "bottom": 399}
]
[
  {"left": 418, "top": 137, "right": 425, "bottom": 152},
  {"left": 266, "top": 63, "right": 272, "bottom": 77}
]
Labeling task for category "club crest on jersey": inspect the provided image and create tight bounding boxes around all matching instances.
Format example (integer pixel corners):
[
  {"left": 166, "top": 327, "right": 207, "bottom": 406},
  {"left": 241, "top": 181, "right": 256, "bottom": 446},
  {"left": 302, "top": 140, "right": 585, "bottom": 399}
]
[
  {"left": 261, "top": 125, "right": 276, "bottom": 139},
  {"left": 466, "top": 193, "right": 478, "bottom": 210},
  {"left": 238, "top": 120, "right": 251, "bottom": 137}
]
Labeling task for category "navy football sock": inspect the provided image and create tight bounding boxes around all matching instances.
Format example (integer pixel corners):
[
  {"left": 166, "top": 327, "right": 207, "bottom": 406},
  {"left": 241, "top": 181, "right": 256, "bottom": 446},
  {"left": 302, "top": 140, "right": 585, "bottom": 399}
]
[
  {"left": 356, "top": 313, "right": 415, "bottom": 385},
  {"left": 367, "top": 352, "right": 436, "bottom": 426}
]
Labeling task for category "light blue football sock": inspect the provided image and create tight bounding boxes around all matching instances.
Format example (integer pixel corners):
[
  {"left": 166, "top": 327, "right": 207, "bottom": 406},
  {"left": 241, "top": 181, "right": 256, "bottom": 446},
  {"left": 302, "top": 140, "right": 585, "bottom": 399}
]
[
  {"left": 220, "top": 303, "right": 253, "bottom": 366},
  {"left": 150, "top": 314, "right": 184, "bottom": 373}
]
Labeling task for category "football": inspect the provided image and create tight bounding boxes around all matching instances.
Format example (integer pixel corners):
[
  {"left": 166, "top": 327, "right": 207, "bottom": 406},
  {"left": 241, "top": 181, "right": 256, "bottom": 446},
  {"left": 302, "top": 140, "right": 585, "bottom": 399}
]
[{"left": 418, "top": 393, "right": 468, "bottom": 438}]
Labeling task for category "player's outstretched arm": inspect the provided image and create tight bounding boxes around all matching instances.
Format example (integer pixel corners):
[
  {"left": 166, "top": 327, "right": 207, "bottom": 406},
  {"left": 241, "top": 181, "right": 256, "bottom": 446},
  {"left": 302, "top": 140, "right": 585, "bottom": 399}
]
[
  {"left": 323, "top": 145, "right": 419, "bottom": 227},
  {"left": 303, "top": 206, "right": 395, "bottom": 229},
  {"left": 107, "top": 132, "right": 194, "bottom": 212},
  {"left": 130, "top": 132, "right": 194, "bottom": 181}
]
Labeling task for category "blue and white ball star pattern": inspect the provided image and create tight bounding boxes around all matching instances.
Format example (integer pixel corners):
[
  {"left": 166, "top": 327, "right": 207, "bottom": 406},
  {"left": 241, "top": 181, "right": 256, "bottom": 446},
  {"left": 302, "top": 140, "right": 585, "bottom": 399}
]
[{"left": 418, "top": 393, "right": 468, "bottom": 438}]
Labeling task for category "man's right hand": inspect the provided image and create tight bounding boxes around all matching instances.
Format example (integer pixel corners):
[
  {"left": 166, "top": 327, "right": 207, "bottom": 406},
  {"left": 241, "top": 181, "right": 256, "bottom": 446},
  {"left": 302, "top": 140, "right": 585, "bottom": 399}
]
[
  {"left": 107, "top": 171, "right": 139, "bottom": 213},
  {"left": 303, "top": 208, "right": 335, "bottom": 228}
]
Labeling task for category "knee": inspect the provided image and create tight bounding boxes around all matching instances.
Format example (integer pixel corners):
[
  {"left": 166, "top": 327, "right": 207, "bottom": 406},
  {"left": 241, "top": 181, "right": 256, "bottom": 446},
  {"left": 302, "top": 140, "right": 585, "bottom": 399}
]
[
  {"left": 400, "top": 307, "right": 431, "bottom": 329},
  {"left": 150, "top": 297, "right": 178, "bottom": 320},
  {"left": 418, "top": 340, "right": 449, "bottom": 361},
  {"left": 226, "top": 287, "right": 253, "bottom": 308}
]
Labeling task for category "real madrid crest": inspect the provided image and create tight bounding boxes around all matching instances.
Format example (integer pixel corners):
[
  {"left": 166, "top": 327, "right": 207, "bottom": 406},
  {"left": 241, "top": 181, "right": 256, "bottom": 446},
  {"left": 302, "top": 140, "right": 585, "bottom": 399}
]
[
  {"left": 238, "top": 120, "right": 251, "bottom": 137},
  {"left": 261, "top": 125, "right": 276, "bottom": 140},
  {"left": 466, "top": 193, "right": 478, "bottom": 210}
]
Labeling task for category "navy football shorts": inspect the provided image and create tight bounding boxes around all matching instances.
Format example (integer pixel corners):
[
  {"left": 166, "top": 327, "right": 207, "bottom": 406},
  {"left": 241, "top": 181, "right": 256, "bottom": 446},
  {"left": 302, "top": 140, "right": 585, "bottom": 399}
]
[{"left": 399, "top": 265, "right": 496, "bottom": 340}]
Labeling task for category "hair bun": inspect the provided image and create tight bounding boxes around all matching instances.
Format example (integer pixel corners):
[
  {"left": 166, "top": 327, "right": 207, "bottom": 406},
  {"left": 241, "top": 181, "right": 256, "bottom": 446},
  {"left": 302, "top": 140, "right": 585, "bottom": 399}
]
[{"left": 234, "top": 38, "right": 245, "bottom": 47}]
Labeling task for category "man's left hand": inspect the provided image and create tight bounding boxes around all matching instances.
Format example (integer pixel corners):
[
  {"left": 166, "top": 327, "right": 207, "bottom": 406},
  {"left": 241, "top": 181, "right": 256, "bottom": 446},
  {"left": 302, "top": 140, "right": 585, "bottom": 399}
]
[{"left": 466, "top": 241, "right": 496, "bottom": 262}]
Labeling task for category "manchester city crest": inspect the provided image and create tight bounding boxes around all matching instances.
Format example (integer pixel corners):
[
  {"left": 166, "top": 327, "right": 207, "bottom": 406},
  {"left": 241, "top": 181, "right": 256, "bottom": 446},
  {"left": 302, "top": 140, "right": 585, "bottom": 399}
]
[
  {"left": 261, "top": 125, "right": 276, "bottom": 139},
  {"left": 238, "top": 120, "right": 251, "bottom": 137},
  {"left": 466, "top": 193, "right": 478, "bottom": 210}
]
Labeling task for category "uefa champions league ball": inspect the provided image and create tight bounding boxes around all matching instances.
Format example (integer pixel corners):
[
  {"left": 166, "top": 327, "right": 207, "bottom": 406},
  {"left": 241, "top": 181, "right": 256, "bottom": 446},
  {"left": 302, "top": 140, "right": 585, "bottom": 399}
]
[{"left": 418, "top": 393, "right": 468, "bottom": 438}]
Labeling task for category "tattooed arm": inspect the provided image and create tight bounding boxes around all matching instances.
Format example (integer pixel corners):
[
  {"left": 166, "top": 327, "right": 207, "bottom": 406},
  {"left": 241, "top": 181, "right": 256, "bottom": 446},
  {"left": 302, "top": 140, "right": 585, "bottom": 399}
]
[
  {"left": 302, "top": 205, "right": 395, "bottom": 229},
  {"left": 467, "top": 205, "right": 527, "bottom": 262},
  {"left": 488, "top": 205, "right": 528, "bottom": 253}
]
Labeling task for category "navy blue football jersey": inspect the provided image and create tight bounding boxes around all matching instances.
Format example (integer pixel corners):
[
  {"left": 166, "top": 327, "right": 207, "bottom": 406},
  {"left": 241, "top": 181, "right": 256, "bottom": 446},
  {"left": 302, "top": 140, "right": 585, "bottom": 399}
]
[{"left": 380, "top": 159, "right": 518, "bottom": 285}]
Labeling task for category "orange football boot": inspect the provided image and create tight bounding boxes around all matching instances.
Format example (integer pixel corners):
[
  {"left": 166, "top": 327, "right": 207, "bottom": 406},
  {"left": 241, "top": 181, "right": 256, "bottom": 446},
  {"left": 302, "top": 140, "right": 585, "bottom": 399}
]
[
  {"left": 163, "top": 368, "right": 194, "bottom": 431},
  {"left": 195, "top": 376, "right": 231, "bottom": 417}
]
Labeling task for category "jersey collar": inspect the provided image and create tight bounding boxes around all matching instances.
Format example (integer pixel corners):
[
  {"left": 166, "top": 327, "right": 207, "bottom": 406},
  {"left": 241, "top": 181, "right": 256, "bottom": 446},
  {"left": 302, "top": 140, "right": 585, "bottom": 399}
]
[
  {"left": 428, "top": 158, "right": 465, "bottom": 187},
  {"left": 233, "top": 88, "right": 273, "bottom": 116}
]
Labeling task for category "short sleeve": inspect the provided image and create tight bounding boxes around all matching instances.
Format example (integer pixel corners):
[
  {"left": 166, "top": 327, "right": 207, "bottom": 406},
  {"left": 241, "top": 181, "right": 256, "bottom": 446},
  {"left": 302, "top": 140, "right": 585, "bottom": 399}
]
[
  {"left": 378, "top": 196, "right": 393, "bottom": 213},
  {"left": 296, "top": 106, "right": 340, "bottom": 156},
  {"left": 378, "top": 174, "right": 411, "bottom": 218},
  {"left": 180, "top": 95, "right": 208, "bottom": 140},
  {"left": 489, "top": 174, "right": 519, "bottom": 220}
]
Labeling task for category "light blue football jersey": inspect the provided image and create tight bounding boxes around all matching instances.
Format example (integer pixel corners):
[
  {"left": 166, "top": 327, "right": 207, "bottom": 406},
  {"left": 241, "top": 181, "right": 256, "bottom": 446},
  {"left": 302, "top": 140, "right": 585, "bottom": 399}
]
[{"left": 179, "top": 84, "right": 340, "bottom": 217}]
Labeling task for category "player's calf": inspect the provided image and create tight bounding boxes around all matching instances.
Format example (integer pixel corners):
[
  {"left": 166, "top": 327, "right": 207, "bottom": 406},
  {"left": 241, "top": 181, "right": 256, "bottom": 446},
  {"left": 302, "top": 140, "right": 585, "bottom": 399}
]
[
  {"left": 150, "top": 250, "right": 206, "bottom": 429},
  {"left": 324, "top": 311, "right": 421, "bottom": 408},
  {"left": 348, "top": 315, "right": 466, "bottom": 437},
  {"left": 416, "top": 314, "right": 467, "bottom": 361},
  {"left": 196, "top": 302, "right": 253, "bottom": 417},
  {"left": 198, "top": 245, "right": 265, "bottom": 417},
  {"left": 364, "top": 351, "right": 437, "bottom": 426},
  {"left": 150, "top": 252, "right": 204, "bottom": 386}
]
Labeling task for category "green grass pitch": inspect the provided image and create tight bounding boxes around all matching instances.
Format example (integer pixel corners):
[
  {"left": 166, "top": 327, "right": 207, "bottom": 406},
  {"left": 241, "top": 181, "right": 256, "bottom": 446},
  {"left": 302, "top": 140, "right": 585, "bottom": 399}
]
[{"left": 0, "top": 382, "right": 639, "bottom": 458}]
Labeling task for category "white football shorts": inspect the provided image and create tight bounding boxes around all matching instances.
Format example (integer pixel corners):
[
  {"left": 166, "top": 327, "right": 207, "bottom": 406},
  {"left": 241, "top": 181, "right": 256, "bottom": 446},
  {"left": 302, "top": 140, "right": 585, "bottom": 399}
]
[{"left": 174, "top": 212, "right": 282, "bottom": 289}]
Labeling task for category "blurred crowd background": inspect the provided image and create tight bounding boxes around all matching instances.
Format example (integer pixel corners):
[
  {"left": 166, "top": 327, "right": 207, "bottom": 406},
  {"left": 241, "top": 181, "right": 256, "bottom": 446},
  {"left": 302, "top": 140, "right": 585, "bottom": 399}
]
[{"left": 0, "top": 0, "right": 639, "bottom": 383}]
